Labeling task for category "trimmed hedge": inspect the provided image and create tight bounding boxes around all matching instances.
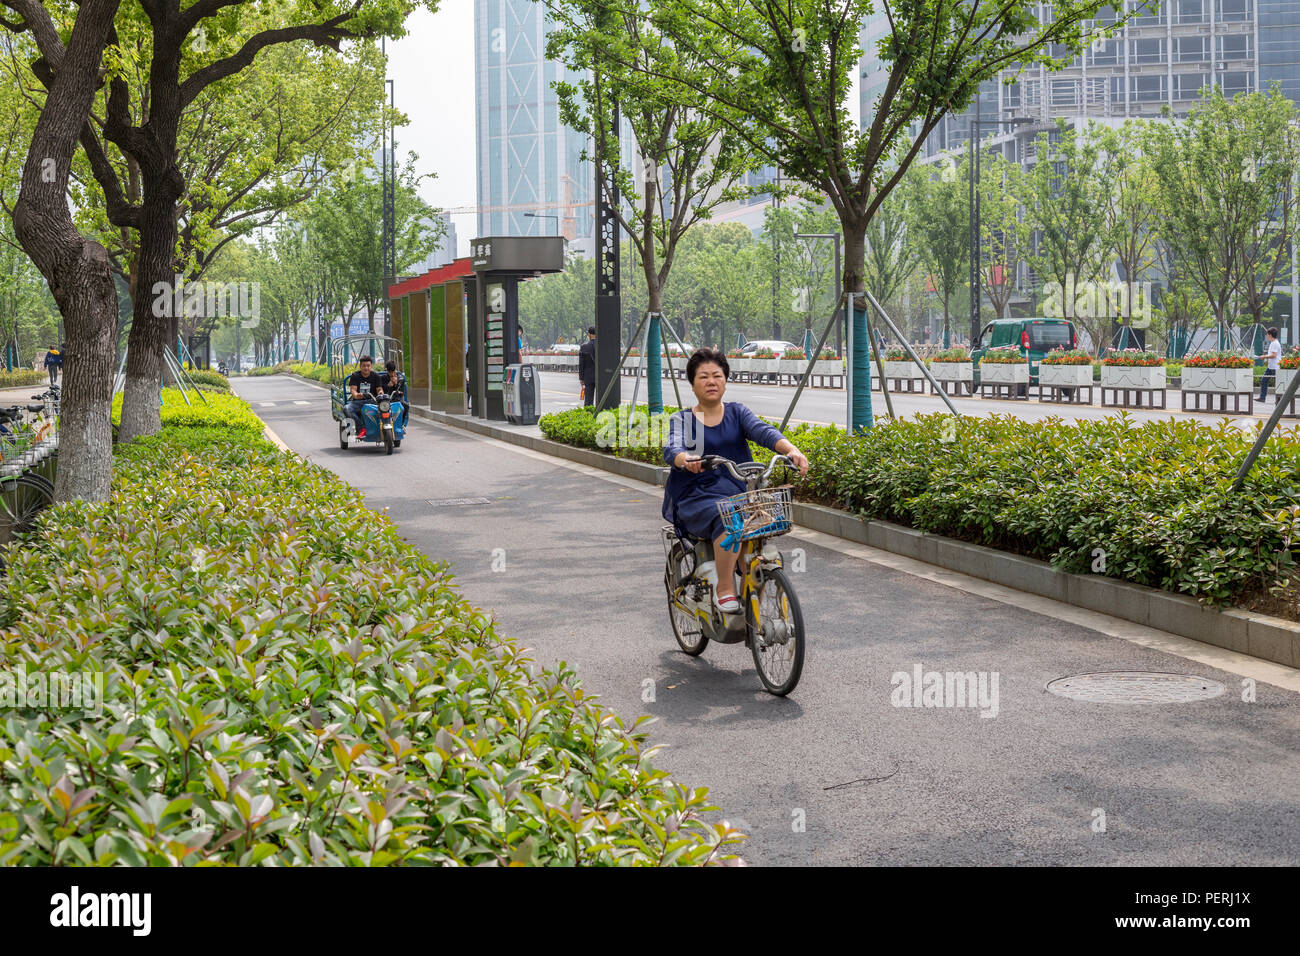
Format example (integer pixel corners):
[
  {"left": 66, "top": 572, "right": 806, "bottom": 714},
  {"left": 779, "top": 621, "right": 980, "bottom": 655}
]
[
  {"left": 112, "top": 388, "right": 265, "bottom": 437},
  {"left": 541, "top": 406, "right": 1300, "bottom": 607},
  {"left": 0, "top": 369, "right": 47, "bottom": 389},
  {"left": 0, "top": 412, "right": 737, "bottom": 865},
  {"left": 539, "top": 405, "right": 681, "bottom": 465},
  {"left": 185, "top": 369, "right": 232, "bottom": 391}
]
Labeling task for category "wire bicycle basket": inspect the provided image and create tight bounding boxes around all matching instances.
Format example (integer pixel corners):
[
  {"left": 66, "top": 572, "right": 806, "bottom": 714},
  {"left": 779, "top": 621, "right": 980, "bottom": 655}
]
[{"left": 717, "top": 485, "right": 793, "bottom": 543}]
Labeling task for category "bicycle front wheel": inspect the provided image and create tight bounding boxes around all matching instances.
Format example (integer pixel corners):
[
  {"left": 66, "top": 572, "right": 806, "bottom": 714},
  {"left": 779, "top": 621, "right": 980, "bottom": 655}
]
[
  {"left": 665, "top": 551, "right": 708, "bottom": 656},
  {"left": 749, "top": 566, "right": 804, "bottom": 696},
  {"left": 0, "top": 473, "right": 55, "bottom": 537}
]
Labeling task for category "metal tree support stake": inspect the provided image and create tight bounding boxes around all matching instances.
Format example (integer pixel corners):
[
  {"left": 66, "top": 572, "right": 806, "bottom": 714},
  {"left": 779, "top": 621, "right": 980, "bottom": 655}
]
[
  {"left": 860, "top": 287, "right": 961, "bottom": 417},
  {"left": 1229, "top": 367, "right": 1300, "bottom": 493}
]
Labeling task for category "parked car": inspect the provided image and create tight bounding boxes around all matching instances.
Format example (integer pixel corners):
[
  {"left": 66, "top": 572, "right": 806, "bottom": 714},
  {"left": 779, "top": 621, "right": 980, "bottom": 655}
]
[
  {"left": 970, "top": 318, "right": 1080, "bottom": 392},
  {"left": 738, "top": 340, "right": 799, "bottom": 381}
]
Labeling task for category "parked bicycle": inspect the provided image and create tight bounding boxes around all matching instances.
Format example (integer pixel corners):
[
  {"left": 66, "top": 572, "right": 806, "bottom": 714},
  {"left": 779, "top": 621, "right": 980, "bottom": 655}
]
[{"left": 662, "top": 453, "right": 805, "bottom": 695}]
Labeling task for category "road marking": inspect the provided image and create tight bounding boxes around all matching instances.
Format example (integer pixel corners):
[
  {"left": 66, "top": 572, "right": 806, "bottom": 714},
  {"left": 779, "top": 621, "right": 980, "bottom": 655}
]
[
  {"left": 293, "top": 400, "right": 311, "bottom": 405},
  {"left": 259, "top": 401, "right": 276, "bottom": 407},
  {"left": 429, "top": 417, "right": 1300, "bottom": 693}
]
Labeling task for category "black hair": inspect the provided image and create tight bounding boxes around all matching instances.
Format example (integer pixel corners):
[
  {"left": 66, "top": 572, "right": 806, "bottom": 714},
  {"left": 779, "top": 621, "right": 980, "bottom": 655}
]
[
  {"left": 686, "top": 347, "right": 729, "bottom": 384},
  {"left": 1268, "top": 327, "right": 1280, "bottom": 338},
  {"left": 385, "top": 360, "right": 397, "bottom": 372},
  {"left": 358, "top": 354, "right": 373, "bottom": 364}
]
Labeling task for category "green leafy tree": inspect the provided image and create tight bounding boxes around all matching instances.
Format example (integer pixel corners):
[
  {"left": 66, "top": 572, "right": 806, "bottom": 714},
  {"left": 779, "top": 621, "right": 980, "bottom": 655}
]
[
  {"left": 1096, "top": 120, "right": 1160, "bottom": 348},
  {"left": 546, "top": 0, "right": 755, "bottom": 353},
  {"left": 1146, "top": 86, "right": 1300, "bottom": 345},
  {"left": 627, "top": 0, "right": 1112, "bottom": 427},
  {"left": 976, "top": 150, "right": 1025, "bottom": 321},
  {"left": 904, "top": 160, "right": 969, "bottom": 347},
  {"left": 1019, "top": 119, "right": 1110, "bottom": 354}
]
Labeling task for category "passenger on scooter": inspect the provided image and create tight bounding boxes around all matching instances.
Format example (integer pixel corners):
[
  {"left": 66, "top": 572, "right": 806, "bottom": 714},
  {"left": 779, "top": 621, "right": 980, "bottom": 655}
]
[
  {"left": 377, "top": 360, "right": 407, "bottom": 429},
  {"left": 662, "top": 347, "right": 809, "bottom": 614},
  {"left": 345, "top": 355, "right": 384, "bottom": 440}
]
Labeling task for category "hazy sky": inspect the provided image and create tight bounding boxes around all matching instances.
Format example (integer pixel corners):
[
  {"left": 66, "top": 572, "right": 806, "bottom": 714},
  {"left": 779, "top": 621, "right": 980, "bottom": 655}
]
[{"left": 388, "top": 0, "right": 478, "bottom": 256}]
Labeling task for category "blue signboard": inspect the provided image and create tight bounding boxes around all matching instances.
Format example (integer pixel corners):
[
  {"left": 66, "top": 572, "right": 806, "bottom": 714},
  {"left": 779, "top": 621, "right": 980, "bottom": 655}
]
[{"left": 329, "top": 318, "right": 372, "bottom": 338}]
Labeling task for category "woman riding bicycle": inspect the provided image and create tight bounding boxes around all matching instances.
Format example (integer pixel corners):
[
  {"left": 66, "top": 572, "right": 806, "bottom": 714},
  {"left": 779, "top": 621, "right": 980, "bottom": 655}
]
[{"left": 662, "top": 348, "right": 809, "bottom": 614}]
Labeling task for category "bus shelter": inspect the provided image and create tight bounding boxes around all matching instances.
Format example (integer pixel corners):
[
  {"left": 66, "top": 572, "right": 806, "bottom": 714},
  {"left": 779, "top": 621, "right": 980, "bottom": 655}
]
[{"left": 387, "top": 257, "right": 474, "bottom": 413}]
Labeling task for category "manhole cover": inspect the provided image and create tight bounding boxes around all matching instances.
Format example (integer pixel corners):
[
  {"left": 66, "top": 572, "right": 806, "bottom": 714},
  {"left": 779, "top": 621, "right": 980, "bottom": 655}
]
[
  {"left": 1047, "top": 672, "right": 1226, "bottom": 704},
  {"left": 427, "top": 497, "right": 492, "bottom": 507}
]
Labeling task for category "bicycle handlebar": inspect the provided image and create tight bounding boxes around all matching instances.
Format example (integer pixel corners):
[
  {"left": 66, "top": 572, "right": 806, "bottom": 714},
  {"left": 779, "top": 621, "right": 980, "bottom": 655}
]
[{"left": 692, "top": 453, "right": 793, "bottom": 483}]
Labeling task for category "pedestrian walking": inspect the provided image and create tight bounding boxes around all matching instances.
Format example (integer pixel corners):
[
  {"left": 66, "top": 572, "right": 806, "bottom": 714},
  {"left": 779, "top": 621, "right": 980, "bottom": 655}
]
[
  {"left": 1258, "top": 327, "right": 1282, "bottom": 403},
  {"left": 43, "top": 344, "right": 62, "bottom": 385},
  {"left": 578, "top": 326, "right": 597, "bottom": 407}
]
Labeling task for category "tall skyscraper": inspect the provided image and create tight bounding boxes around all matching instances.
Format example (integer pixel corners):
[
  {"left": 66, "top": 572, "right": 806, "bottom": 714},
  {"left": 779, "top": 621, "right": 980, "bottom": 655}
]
[{"left": 474, "top": 0, "right": 594, "bottom": 253}]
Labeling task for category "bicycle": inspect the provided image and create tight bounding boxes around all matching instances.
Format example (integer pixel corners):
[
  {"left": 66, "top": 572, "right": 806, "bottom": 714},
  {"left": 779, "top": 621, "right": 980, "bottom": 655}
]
[{"left": 662, "top": 453, "right": 806, "bottom": 696}]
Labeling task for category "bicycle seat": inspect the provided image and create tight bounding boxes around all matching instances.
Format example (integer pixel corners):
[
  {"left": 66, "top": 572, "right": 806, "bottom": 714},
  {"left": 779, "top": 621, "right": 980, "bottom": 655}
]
[
  {"left": 26, "top": 404, "right": 46, "bottom": 413},
  {"left": 0, "top": 406, "right": 20, "bottom": 418}
]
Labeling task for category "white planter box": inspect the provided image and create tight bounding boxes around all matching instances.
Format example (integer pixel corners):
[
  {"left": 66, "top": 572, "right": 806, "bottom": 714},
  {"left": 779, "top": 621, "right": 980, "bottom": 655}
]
[
  {"left": 778, "top": 359, "right": 805, "bottom": 375},
  {"left": 883, "top": 360, "right": 922, "bottom": 379},
  {"left": 1277, "top": 367, "right": 1297, "bottom": 396},
  {"left": 1101, "top": 365, "right": 1166, "bottom": 389},
  {"left": 750, "top": 359, "right": 779, "bottom": 376},
  {"left": 930, "top": 361, "right": 973, "bottom": 381},
  {"left": 727, "top": 358, "right": 751, "bottom": 376},
  {"left": 812, "top": 359, "right": 842, "bottom": 375},
  {"left": 1038, "top": 363, "right": 1093, "bottom": 387},
  {"left": 978, "top": 362, "right": 1029, "bottom": 384},
  {"left": 1182, "top": 366, "right": 1253, "bottom": 393}
]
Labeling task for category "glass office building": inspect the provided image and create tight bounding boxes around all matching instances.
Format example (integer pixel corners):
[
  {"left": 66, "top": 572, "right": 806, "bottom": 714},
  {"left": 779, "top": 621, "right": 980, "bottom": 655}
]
[
  {"left": 474, "top": 0, "right": 594, "bottom": 252},
  {"left": 920, "top": 0, "right": 1300, "bottom": 158}
]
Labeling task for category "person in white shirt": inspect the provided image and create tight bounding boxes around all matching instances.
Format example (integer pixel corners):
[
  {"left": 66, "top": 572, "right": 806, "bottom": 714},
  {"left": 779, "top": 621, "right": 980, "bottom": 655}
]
[{"left": 1258, "top": 328, "right": 1282, "bottom": 402}]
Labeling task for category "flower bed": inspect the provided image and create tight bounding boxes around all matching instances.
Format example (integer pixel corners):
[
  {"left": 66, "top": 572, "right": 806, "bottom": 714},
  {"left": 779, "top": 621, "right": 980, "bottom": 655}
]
[
  {"left": 978, "top": 346, "right": 1026, "bottom": 364},
  {"left": 1102, "top": 349, "right": 1162, "bottom": 367},
  {"left": 0, "top": 412, "right": 736, "bottom": 865},
  {"left": 1183, "top": 350, "right": 1252, "bottom": 369},
  {"left": 1041, "top": 348, "right": 1093, "bottom": 366},
  {"left": 930, "top": 347, "right": 972, "bottom": 363}
]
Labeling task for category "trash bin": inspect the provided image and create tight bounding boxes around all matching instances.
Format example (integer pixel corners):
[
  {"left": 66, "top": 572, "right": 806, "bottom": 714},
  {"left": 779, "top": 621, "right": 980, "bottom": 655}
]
[{"left": 504, "top": 363, "right": 539, "bottom": 425}]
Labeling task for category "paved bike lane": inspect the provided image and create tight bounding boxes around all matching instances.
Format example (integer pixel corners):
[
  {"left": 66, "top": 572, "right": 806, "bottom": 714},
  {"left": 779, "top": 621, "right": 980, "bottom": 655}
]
[{"left": 236, "top": 374, "right": 1300, "bottom": 866}]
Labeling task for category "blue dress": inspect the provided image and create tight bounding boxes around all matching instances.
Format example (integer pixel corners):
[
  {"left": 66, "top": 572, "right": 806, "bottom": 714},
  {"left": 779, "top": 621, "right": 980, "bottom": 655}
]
[{"left": 661, "top": 403, "right": 785, "bottom": 544}]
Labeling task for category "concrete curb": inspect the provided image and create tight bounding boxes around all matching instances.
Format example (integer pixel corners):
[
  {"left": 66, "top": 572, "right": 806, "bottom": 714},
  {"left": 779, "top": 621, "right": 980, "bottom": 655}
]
[{"left": 280, "top": 372, "right": 1299, "bottom": 670}]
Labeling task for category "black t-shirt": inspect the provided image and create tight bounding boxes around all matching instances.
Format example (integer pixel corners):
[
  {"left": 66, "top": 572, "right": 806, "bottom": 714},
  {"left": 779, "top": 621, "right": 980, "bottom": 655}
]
[
  {"left": 347, "top": 370, "right": 383, "bottom": 401},
  {"left": 377, "top": 373, "right": 405, "bottom": 400}
]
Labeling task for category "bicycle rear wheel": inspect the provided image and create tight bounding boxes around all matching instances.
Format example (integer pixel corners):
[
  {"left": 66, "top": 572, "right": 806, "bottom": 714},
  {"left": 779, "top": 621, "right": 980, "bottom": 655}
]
[
  {"left": 749, "top": 567, "right": 804, "bottom": 696},
  {"left": 665, "top": 548, "right": 708, "bottom": 656}
]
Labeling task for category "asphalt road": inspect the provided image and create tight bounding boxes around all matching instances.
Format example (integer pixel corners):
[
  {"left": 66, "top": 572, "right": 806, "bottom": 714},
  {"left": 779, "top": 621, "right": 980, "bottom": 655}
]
[{"left": 237, "top": 373, "right": 1300, "bottom": 866}]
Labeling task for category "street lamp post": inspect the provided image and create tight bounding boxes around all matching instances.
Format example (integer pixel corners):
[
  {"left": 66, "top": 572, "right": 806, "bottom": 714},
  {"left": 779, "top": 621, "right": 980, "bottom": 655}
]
[
  {"left": 969, "top": 108, "right": 1033, "bottom": 345},
  {"left": 524, "top": 212, "right": 560, "bottom": 236}
]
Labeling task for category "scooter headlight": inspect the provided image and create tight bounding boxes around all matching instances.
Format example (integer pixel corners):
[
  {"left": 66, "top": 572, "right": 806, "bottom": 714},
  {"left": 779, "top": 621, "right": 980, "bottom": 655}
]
[{"left": 378, "top": 400, "right": 391, "bottom": 413}]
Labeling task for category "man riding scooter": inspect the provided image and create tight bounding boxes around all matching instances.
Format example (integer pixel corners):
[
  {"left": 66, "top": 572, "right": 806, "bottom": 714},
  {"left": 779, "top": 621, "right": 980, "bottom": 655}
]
[
  {"left": 377, "top": 360, "right": 407, "bottom": 430},
  {"left": 344, "top": 354, "right": 384, "bottom": 440}
]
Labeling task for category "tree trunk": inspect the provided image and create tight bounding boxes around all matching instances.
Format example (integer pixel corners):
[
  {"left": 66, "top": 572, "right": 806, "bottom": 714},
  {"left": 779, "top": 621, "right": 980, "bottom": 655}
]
[
  {"left": 118, "top": 208, "right": 176, "bottom": 443},
  {"left": 10, "top": 0, "right": 123, "bottom": 503}
]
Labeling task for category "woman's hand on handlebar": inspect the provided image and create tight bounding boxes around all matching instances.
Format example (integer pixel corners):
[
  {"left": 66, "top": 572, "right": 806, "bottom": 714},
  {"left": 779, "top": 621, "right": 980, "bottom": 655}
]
[
  {"left": 674, "top": 452, "right": 706, "bottom": 473},
  {"left": 787, "top": 447, "right": 810, "bottom": 476}
]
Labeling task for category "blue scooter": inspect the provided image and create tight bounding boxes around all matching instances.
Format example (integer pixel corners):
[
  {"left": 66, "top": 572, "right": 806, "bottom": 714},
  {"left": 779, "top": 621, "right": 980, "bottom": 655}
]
[{"left": 338, "top": 397, "right": 406, "bottom": 454}]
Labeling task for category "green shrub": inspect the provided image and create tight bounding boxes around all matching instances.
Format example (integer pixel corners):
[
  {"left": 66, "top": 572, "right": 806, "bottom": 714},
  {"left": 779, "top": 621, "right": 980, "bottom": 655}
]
[
  {"left": 112, "top": 388, "right": 265, "bottom": 438},
  {"left": 0, "top": 369, "right": 46, "bottom": 389},
  {"left": 0, "top": 426, "right": 737, "bottom": 865},
  {"left": 184, "top": 369, "right": 232, "bottom": 391}
]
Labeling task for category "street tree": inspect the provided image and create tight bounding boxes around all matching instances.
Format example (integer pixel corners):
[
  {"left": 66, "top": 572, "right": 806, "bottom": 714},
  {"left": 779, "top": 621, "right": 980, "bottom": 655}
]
[
  {"left": 546, "top": 0, "right": 757, "bottom": 408},
  {"left": 0, "top": 0, "right": 124, "bottom": 501},
  {"left": 631, "top": 0, "right": 1113, "bottom": 427},
  {"left": 1019, "top": 119, "right": 1110, "bottom": 354},
  {"left": 1146, "top": 87, "right": 1300, "bottom": 346},
  {"left": 976, "top": 149, "right": 1025, "bottom": 320},
  {"left": 1096, "top": 120, "right": 1160, "bottom": 349},
  {"left": 904, "top": 159, "right": 969, "bottom": 347}
]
